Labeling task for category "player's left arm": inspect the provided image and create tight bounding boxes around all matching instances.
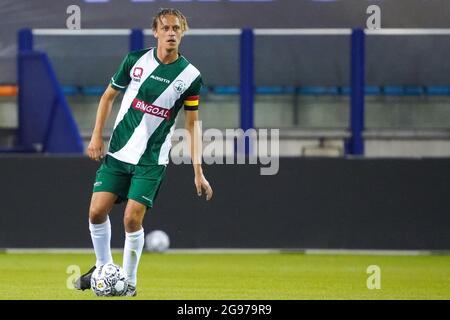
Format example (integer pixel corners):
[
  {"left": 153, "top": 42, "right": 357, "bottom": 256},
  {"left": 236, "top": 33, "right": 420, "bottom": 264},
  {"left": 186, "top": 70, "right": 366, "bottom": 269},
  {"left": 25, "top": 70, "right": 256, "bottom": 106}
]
[{"left": 185, "top": 108, "right": 213, "bottom": 201}]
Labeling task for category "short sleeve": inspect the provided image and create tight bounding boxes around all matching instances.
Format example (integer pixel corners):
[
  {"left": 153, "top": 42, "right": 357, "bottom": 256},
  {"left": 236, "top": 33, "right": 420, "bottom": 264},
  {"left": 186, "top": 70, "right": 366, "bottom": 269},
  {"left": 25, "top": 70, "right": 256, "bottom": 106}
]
[
  {"left": 183, "top": 75, "right": 203, "bottom": 111},
  {"left": 110, "top": 54, "right": 132, "bottom": 91}
]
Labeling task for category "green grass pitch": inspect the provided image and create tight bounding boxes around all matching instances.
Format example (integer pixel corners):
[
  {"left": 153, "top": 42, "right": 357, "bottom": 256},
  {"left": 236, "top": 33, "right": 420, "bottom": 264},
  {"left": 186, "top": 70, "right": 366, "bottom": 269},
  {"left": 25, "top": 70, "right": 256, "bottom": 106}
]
[{"left": 0, "top": 252, "right": 449, "bottom": 299}]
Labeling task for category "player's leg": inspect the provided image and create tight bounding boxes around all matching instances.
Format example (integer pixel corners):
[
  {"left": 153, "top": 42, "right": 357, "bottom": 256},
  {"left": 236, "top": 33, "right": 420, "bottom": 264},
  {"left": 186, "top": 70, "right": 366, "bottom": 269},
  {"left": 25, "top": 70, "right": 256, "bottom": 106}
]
[
  {"left": 89, "top": 191, "right": 117, "bottom": 267},
  {"left": 75, "top": 155, "right": 131, "bottom": 291},
  {"left": 122, "top": 164, "right": 166, "bottom": 295},
  {"left": 122, "top": 199, "right": 147, "bottom": 296},
  {"left": 74, "top": 191, "right": 117, "bottom": 290},
  {"left": 89, "top": 155, "right": 131, "bottom": 268}
]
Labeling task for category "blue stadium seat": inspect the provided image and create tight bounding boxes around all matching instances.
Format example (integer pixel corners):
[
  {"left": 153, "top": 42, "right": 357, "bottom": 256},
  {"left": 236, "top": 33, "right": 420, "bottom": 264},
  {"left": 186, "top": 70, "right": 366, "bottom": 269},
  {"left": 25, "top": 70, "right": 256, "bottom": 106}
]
[
  {"left": 383, "top": 86, "right": 424, "bottom": 96},
  {"left": 81, "top": 86, "right": 106, "bottom": 96},
  {"left": 297, "top": 86, "right": 339, "bottom": 95},
  {"left": 365, "top": 86, "right": 381, "bottom": 95},
  {"left": 200, "top": 86, "right": 209, "bottom": 95},
  {"left": 62, "top": 86, "right": 79, "bottom": 96},
  {"left": 283, "top": 86, "right": 296, "bottom": 94},
  {"left": 340, "top": 86, "right": 351, "bottom": 95},
  {"left": 383, "top": 86, "right": 404, "bottom": 95},
  {"left": 426, "top": 86, "right": 450, "bottom": 95},
  {"left": 404, "top": 86, "right": 424, "bottom": 96},
  {"left": 72, "top": 84, "right": 450, "bottom": 97},
  {"left": 213, "top": 86, "right": 239, "bottom": 95},
  {"left": 339, "top": 86, "right": 381, "bottom": 95},
  {"left": 256, "top": 86, "right": 285, "bottom": 95}
]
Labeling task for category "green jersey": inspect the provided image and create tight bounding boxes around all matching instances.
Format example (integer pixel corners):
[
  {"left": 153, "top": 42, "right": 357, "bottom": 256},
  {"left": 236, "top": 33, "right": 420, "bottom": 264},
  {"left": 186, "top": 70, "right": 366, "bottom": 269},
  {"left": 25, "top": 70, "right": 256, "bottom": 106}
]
[{"left": 108, "top": 47, "right": 202, "bottom": 165}]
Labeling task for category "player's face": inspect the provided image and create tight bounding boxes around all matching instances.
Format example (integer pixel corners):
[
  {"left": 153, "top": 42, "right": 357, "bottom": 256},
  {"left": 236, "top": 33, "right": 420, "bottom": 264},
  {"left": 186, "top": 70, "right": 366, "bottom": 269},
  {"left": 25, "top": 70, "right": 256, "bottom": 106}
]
[{"left": 153, "top": 15, "right": 184, "bottom": 51}]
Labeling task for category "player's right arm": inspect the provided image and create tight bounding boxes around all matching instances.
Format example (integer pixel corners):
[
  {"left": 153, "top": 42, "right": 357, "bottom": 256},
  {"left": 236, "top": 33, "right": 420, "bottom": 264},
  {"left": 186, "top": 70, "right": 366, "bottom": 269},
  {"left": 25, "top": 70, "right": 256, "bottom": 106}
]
[
  {"left": 87, "top": 52, "right": 134, "bottom": 161},
  {"left": 87, "top": 85, "right": 120, "bottom": 161}
]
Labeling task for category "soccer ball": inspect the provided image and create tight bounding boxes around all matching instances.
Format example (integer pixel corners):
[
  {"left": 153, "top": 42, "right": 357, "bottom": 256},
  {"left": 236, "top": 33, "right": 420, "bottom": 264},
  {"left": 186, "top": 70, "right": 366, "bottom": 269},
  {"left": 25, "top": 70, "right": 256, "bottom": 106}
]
[
  {"left": 90, "top": 263, "right": 128, "bottom": 296},
  {"left": 145, "top": 230, "right": 170, "bottom": 253}
]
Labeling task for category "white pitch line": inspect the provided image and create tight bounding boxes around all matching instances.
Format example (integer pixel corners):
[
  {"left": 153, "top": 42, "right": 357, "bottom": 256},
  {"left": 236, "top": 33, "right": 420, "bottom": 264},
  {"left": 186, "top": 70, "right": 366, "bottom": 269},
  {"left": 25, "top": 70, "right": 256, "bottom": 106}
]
[
  {"left": 165, "top": 248, "right": 282, "bottom": 254},
  {"left": 4, "top": 248, "right": 446, "bottom": 256},
  {"left": 304, "top": 249, "right": 433, "bottom": 256},
  {"left": 3, "top": 248, "right": 282, "bottom": 255},
  {"left": 4, "top": 248, "right": 116, "bottom": 254}
]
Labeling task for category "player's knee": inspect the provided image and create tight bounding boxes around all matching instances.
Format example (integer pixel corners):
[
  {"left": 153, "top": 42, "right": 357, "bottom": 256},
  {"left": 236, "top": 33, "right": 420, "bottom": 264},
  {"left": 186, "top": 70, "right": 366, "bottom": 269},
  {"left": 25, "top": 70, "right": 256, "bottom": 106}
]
[
  {"left": 123, "top": 211, "right": 144, "bottom": 231},
  {"left": 89, "top": 204, "right": 109, "bottom": 224}
]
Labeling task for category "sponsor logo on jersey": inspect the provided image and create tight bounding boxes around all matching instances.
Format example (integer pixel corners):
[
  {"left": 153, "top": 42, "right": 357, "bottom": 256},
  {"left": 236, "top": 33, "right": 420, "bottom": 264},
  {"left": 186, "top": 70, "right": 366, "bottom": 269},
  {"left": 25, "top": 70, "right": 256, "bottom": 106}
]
[
  {"left": 173, "top": 79, "right": 186, "bottom": 93},
  {"left": 132, "top": 67, "right": 143, "bottom": 83},
  {"left": 132, "top": 98, "right": 171, "bottom": 119},
  {"left": 150, "top": 74, "right": 171, "bottom": 84}
]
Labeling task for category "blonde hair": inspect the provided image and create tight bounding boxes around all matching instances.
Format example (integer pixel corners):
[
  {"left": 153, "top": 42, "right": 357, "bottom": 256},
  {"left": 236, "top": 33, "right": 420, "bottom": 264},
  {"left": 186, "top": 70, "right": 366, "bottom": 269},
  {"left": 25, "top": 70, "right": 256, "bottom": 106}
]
[{"left": 152, "top": 8, "right": 189, "bottom": 32}]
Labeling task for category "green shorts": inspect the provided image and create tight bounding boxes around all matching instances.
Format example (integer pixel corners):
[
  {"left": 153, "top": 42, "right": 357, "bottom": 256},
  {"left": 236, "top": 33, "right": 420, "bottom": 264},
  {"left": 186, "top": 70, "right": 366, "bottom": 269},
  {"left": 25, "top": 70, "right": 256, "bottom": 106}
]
[{"left": 93, "top": 155, "right": 167, "bottom": 208}]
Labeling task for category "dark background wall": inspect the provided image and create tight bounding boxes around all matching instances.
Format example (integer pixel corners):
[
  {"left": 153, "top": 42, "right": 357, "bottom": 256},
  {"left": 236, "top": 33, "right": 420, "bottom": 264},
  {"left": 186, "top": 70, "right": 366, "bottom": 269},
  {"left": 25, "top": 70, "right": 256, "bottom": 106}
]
[{"left": 0, "top": 156, "right": 449, "bottom": 250}]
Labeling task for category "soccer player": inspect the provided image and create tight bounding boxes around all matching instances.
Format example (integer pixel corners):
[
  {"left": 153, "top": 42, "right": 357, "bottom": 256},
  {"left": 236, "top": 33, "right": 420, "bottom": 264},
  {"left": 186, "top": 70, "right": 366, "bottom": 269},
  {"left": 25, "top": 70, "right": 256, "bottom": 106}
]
[{"left": 74, "top": 8, "right": 213, "bottom": 296}]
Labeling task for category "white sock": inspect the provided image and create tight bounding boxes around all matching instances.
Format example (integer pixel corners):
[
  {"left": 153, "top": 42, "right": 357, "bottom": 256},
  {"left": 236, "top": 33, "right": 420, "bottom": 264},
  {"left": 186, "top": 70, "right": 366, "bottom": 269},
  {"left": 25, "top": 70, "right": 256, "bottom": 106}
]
[
  {"left": 123, "top": 228, "right": 145, "bottom": 287},
  {"left": 89, "top": 217, "right": 113, "bottom": 268}
]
